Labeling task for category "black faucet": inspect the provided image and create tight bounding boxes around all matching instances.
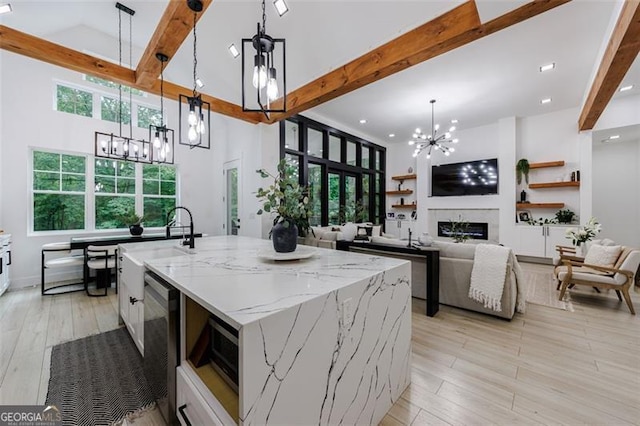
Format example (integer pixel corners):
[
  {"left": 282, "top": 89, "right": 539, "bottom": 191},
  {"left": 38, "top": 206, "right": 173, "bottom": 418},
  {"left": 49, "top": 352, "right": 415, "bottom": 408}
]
[
  {"left": 166, "top": 206, "right": 195, "bottom": 249},
  {"left": 407, "top": 228, "right": 412, "bottom": 248}
]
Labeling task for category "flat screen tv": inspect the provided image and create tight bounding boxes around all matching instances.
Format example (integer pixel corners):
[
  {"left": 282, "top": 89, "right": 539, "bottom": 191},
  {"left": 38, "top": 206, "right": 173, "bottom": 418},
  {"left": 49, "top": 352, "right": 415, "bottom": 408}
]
[{"left": 431, "top": 158, "right": 498, "bottom": 197}]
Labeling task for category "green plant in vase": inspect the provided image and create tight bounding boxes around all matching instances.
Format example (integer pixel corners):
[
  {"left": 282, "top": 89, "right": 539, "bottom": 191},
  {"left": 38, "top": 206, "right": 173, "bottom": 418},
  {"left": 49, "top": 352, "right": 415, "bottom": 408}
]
[
  {"left": 256, "top": 158, "right": 313, "bottom": 253},
  {"left": 121, "top": 211, "right": 145, "bottom": 236},
  {"left": 555, "top": 208, "right": 575, "bottom": 224},
  {"left": 448, "top": 216, "right": 470, "bottom": 243},
  {"left": 516, "top": 158, "right": 530, "bottom": 185}
]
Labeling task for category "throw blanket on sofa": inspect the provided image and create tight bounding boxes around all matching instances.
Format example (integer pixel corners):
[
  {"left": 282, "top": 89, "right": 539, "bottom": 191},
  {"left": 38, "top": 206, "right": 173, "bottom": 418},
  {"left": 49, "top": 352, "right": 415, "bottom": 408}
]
[{"left": 468, "top": 244, "right": 511, "bottom": 312}]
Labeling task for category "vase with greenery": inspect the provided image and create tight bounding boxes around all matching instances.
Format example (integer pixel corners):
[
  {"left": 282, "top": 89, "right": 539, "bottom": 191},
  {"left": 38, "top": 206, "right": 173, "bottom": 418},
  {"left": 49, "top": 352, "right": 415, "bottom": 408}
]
[
  {"left": 256, "top": 159, "right": 313, "bottom": 253},
  {"left": 121, "top": 211, "right": 145, "bottom": 236},
  {"left": 516, "top": 158, "right": 530, "bottom": 185},
  {"left": 448, "top": 216, "right": 470, "bottom": 243},
  {"left": 565, "top": 217, "right": 601, "bottom": 252},
  {"left": 555, "top": 208, "right": 575, "bottom": 224}
]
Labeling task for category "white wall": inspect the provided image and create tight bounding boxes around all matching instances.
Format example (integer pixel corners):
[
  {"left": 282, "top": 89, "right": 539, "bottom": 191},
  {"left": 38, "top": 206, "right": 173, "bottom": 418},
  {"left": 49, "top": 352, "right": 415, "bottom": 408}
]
[
  {"left": 593, "top": 138, "right": 640, "bottom": 247},
  {"left": 0, "top": 51, "right": 258, "bottom": 288}
]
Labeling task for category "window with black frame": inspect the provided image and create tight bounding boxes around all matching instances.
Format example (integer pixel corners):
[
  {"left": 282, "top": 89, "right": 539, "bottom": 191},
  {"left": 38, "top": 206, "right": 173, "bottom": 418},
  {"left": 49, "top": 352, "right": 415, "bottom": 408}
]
[{"left": 281, "top": 116, "right": 386, "bottom": 226}]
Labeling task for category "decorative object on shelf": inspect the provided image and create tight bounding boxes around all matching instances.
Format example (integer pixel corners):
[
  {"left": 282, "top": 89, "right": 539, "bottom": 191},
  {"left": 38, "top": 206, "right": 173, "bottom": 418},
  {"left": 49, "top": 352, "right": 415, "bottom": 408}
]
[
  {"left": 242, "top": 0, "right": 286, "bottom": 116},
  {"left": 256, "top": 159, "right": 312, "bottom": 252},
  {"left": 520, "top": 189, "right": 527, "bottom": 203},
  {"left": 121, "top": 212, "right": 145, "bottom": 236},
  {"left": 409, "top": 99, "right": 459, "bottom": 159},
  {"left": 418, "top": 232, "right": 433, "bottom": 246},
  {"left": 148, "top": 52, "right": 174, "bottom": 164},
  {"left": 565, "top": 217, "right": 601, "bottom": 251},
  {"left": 95, "top": 2, "right": 151, "bottom": 164},
  {"left": 516, "top": 158, "right": 530, "bottom": 185},
  {"left": 179, "top": 0, "right": 211, "bottom": 150},
  {"left": 525, "top": 217, "right": 558, "bottom": 226},
  {"left": 397, "top": 182, "right": 402, "bottom": 191},
  {"left": 555, "top": 208, "right": 575, "bottom": 224},
  {"left": 448, "top": 216, "right": 469, "bottom": 243},
  {"left": 407, "top": 167, "right": 413, "bottom": 174},
  {"left": 518, "top": 211, "right": 531, "bottom": 223},
  {"left": 576, "top": 170, "right": 580, "bottom": 181},
  {"left": 400, "top": 198, "right": 405, "bottom": 205}
]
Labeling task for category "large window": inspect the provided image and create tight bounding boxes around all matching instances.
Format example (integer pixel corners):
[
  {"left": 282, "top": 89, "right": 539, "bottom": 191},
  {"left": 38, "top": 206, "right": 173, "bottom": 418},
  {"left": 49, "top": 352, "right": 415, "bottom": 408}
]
[
  {"left": 56, "top": 85, "right": 93, "bottom": 118},
  {"left": 281, "top": 116, "right": 385, "bottom": 226},
  {"left": 32, "top": 149, "right": 178, "bottom": 233},
  {"left": 33, "top": 151, "right": 86, "bottom": 231}
]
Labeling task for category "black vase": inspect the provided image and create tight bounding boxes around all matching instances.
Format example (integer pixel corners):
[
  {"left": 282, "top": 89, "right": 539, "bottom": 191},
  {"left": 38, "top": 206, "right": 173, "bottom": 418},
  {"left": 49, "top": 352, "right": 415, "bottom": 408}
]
[
  {"left": 272, "top": 221, "right": 298, "bottom": 253},
  {"left": 129, "top": 224, "right": 144, "bottom": 236},
  {"left": 520, "top": 190, "right": 526, "bottom": 203}
]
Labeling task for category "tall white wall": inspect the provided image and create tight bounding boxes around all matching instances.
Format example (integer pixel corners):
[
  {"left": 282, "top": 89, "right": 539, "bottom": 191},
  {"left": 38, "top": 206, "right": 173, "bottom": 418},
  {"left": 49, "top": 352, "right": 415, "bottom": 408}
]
[
  {"left": 0, "top": 51, "right": 257, "bottom": 288},
  {"left": 593, "top": 139, "right": 640, "bottom": 246}
]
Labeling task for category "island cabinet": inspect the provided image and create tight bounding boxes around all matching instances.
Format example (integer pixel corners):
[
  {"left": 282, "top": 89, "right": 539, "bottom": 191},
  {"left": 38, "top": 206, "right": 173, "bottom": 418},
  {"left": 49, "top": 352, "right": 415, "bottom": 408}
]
[
  {"left": 117, "top": 251, "right": 145, "bottom": 355},
  {"left": 144, "top": 235, "right": 412, "bottom": 426}
]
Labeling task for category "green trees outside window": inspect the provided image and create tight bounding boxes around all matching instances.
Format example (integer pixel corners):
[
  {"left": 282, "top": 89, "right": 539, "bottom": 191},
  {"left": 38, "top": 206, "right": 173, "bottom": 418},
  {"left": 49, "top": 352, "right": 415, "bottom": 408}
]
[
  {"left": 95, "top": 159, "right": 135, "bottom": 229},
  {"left": 100, "top": 96, "right": 131, "bottom": 124},
  {"left": 137, "top": 105, "right": 162, "bottom": 129},
  {"left": 143, "top": 164, "right": 176, "bottom": 227},
  {"left": 56, "top": 85, "right": 93, "bottom": 118}
]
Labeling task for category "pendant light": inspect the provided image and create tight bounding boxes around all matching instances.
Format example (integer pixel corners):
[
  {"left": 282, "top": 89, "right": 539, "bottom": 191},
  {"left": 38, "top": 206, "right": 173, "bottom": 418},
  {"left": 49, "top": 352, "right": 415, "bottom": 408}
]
[
  {"left": 242, "top": 0, "right": 286, "bottom": 116},
  {"left": 95, "top": 2, "right": 151, "bottom": 163},
  {"left": 149, "top": 53, "right": 175, "bottom": 164},
  {"left": 409, "top": 99, "right": 459, "bottom": 159},
  {"left": 179, "top": 0, "right": 211, "bottom": 150}
]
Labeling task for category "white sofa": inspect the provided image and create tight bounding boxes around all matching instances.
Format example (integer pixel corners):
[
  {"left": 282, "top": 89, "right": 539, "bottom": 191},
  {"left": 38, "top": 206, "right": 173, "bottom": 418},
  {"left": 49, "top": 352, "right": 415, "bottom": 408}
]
[{"left": 300, "top": 223, "right": 384, "bottom": 249}]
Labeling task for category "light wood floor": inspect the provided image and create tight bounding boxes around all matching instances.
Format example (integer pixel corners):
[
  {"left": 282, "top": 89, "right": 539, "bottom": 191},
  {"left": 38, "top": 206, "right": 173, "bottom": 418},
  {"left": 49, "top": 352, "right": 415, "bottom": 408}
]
[{"left": 1, "top": 263, "right": 638, "bottom": 425}]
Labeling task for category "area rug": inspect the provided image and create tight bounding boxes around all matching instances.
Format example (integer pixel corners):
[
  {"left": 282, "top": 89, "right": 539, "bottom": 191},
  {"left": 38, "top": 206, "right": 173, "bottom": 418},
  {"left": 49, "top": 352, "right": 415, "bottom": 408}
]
[
  {"left": 45, "top": 327, "right": 155, "bottom": 426},
  {"left": 524, "top": 269, "right": 572, "bottom": 311}
]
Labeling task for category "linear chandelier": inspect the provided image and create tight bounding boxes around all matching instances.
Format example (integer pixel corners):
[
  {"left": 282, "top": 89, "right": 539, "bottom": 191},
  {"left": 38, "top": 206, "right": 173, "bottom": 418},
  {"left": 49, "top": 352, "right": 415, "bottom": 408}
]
[
  {"left": 242, "top": 0, "right": 287, "bottom": 116},
  {"left": 179, "top": 0, "right": 211, "bottom": 150},
  {"left": 409, "top": 99, "right": 459, "bottom": 159},
  {"left": 95, "top": 2, "right": 151, "bottom": 164},
  {"left": 149, "top": 53, "right": 174, "bottom": 164}
]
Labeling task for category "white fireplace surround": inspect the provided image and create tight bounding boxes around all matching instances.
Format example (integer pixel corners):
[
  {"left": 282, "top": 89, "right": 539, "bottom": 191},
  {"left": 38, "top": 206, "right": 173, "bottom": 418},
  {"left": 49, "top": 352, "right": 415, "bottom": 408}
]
[{"left": 427, "top": 209, "right": 499, "bottom": 244}]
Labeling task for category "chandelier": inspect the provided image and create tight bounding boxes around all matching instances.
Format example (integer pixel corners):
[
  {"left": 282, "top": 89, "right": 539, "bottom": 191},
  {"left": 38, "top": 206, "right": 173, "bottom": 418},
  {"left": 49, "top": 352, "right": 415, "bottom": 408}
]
[
  {"left": 148, "top": 53, "right": 174, "bottom": 164},
  {"left": 409, "top": 99, "right": 459, "bottom": 159},
  {"left": 179, "top": 0, "right": 211, "bottom": 149},
  {"left": 95, "top": 2, "right": 151, "bottom": 163},
  {"left": 242, "top": 0, "right": 286, "bottom": 116}
]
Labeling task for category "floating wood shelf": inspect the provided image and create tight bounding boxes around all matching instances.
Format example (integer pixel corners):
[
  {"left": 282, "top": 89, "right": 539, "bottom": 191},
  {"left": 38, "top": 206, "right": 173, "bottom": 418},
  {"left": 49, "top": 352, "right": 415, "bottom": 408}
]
[
  {"left": 392, "top": 204, "right": 417, "bottom": 209},
  {"left": 529, "top": 161, "right": 565, "bottom": 169},
  {"left": 529, "top": 181, "right": 580, "bottom": 189},
  {"left": 391, "top": 174, "right": 417, "bottom": 181},
  {"left": 386, "top": 189, "right": 413, "bottom": 195},
  {"left": 516, "top": 202, "right": 565, "bottom": 209}
]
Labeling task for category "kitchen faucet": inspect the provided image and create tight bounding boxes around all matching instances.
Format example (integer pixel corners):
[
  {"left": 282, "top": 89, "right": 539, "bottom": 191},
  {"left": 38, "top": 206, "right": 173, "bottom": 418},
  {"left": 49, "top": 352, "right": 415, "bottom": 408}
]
[{"left": 166, "top": 206, "right": 195, "bottom": 249}]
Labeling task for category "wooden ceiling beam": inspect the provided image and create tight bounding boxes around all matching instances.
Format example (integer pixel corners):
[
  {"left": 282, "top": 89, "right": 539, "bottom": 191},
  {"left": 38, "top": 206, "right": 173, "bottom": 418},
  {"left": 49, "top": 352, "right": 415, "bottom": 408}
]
[
  {"left": 135, "top": 0, "right": 213, "bottom": 88},
  {"left": 578, "top": 0, "right": 640, "bottom": 131},
  {"left": 0, "top": 25, "right": 262, "bottom": 124},
  {"left": 267, "top": 0, "right": 572, "bottom": 124}
]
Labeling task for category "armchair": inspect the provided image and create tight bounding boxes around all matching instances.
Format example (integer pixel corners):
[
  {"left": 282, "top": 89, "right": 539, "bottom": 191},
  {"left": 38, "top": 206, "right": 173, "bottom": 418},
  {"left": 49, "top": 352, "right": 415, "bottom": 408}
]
[{"left": 557, "top": 249, "right": 640, "bottom": 314}]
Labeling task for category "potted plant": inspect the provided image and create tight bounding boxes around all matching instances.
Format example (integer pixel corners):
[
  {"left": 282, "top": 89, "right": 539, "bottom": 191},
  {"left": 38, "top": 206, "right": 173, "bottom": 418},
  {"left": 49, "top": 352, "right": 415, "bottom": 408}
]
[
  {"left": 448, "top": 216, "right": 470, "bottom": 243},
  {"left": 256, "top": 159, "right": 313, "bottom": 253},
  {"left": 565, "top": 217, "right": 602, "bottom": 255},
  {"left": 516, "top": 158, "right": 530, "bottom": 185},
  {"left": 555, "top": 208, "right": 575, "bottom": 224},
  {"left": 121, "top": 211, "right": 145, "bottom": 236}
]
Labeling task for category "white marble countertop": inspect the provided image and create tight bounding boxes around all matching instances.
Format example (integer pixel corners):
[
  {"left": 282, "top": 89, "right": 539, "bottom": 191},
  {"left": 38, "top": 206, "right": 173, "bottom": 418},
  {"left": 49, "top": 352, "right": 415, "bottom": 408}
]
[{"left": 134, "top": 235, "right": 408, "bottom": 329}]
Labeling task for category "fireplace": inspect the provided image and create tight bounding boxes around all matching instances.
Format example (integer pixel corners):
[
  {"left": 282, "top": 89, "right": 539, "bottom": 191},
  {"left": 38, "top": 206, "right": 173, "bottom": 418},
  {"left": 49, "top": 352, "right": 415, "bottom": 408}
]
[{"left": 438, "top": 221, "right": 489, "bottom": 240}]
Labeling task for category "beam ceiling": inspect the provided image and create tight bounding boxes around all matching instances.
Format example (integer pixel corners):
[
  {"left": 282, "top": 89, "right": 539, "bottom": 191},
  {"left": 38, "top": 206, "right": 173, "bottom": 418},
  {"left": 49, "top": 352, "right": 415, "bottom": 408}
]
[
  {"left": 135, "top": 0, "right": 213, "bottom": 88},
  {"left": 578, "top": 0, "right": 640, "bottom": 131}
]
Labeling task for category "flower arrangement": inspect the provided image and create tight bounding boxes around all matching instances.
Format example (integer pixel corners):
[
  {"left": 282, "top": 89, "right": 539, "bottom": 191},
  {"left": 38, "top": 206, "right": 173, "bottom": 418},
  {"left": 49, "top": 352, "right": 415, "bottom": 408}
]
[{"left": 565, "top": 217, "right": 601, "bottom": 246}]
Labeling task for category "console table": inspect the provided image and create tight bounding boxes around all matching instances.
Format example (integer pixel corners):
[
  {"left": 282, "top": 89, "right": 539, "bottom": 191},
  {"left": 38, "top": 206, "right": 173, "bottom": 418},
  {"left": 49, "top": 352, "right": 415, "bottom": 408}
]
[{"left": 336, "top": 240, "right": 440, "bottom": 317}]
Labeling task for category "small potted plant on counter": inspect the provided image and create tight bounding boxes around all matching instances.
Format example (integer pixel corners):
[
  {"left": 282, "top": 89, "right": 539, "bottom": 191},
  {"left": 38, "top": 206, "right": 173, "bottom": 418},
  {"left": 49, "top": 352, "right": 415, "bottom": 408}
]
[
  {"left": 256, "top": 159, "right": 313, "bottom": 253},
  {"left": 122, "top": 212, "right": 145, "bottom": 236}
]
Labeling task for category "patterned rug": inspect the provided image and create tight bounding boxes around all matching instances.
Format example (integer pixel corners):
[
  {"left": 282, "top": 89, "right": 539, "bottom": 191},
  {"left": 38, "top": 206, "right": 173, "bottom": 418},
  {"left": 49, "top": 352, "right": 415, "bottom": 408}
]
[
  {"left": 524, "top": 269, "right": 572, "bottom": 311},
  {"left": 46, "top": 327, "right": 155, "bottom": 426}
]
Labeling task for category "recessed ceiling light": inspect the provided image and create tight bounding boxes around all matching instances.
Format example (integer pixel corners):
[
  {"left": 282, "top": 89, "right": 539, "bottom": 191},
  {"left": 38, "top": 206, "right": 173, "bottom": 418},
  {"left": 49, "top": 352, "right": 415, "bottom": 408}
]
[
  {"left": 450, "top": 119, "right": 458, "bottom": 124},
  {"left": 359, "top": 119, "right": 367, "bottom": 124},
  {"left": 609, "top": 135, "right": 620, "bottom": 140},
  {"left": 388, "top": 133, "right": 395, "bottom": 138},
  {"left": 619, "top": 85, "right": 634, "bottom": 92},
  {"left": 0, "top": 3, "right": 12, "bottom": 14},
  {"left": 228, "top": 44, "right": 240, "bottom": 58},
  {"left": 540, "top": 98, "right": 552, "bottom": 104},
  {"left": 539, "top": 63, "right": 555, "bottom": 72},
  {"left": 273, "top": 0, "right": 289, "bottom": 16},
  {"left": 195, "top": 78, "right": 204, "bottom": 88}
]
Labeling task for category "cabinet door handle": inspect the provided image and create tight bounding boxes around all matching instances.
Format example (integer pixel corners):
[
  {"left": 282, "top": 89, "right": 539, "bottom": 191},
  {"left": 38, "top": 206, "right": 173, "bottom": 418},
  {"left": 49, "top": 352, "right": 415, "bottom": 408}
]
[
  {"left": 118, "top": 267, "right": 123, "bottom": 273},
  {"left": 129, "top": 297, "right": 139, "bottom": 305},
  {"left": 7, "top": 250, "right": 11, "bottom": 266},
  {"left": 178, "top": 404, "right": 192, "bottom": 426}
]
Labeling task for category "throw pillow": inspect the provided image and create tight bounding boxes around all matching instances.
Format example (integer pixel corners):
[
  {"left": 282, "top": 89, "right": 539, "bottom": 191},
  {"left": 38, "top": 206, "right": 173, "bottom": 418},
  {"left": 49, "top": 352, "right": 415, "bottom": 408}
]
[
  {"left": 372, "top": 225, "right": 382, "bottom": 237},
  {"left": 357, "top": 225, "right": 373, "bottom": 237},
  {"left": 584, "top": 244, "right": 622, "bottom": 268}
]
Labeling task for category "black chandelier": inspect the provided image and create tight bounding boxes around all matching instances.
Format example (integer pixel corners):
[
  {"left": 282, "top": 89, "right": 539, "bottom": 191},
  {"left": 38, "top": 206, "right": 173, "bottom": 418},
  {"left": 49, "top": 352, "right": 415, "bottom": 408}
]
[
  {"left": 149, "top": 53, "right": 174, "bottom": 164},
  {"left": 242, "top": 0, "right": 286, "bottom": 116},
  {"left": 95, "top": 2, "right": 151, "bottom": 163},
  {"left": 409, "top": 99, "right": 459, "bottom": 159},
  {"left": 179, "top": 0, "right": 211, "bottom": 150}
]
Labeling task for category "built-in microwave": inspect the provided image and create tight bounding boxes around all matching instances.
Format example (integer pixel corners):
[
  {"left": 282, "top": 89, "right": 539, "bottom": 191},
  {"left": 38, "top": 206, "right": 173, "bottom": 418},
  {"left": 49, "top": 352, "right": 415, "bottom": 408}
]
[{"left": 208, "top": 315, "right": 239, "bottom": 393}]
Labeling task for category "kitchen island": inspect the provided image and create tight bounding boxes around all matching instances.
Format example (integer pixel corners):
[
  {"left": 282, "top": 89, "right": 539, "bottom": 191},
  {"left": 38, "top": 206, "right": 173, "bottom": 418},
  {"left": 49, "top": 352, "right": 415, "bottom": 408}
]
[{"left": 128, "top": 235, "right": 411, "bottom": 425}]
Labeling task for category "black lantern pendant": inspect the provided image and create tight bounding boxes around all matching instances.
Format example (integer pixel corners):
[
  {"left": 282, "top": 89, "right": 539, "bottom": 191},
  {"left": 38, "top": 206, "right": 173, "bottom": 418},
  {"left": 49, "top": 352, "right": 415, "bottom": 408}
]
[
  {"left": 149, "top": 53, "right": 175, "bottom": 164},
  {"left": 242, "top": 0, "right": 286, "bottom": 116},
  {"left": 179, "top": 0, "right": 211, "bottom": 150}
]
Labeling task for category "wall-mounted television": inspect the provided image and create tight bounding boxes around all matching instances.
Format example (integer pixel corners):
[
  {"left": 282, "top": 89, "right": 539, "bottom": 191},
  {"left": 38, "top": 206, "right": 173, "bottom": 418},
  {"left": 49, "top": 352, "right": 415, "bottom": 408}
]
[{"left": 431, "top": 158, "right": 498, "bottom": 197}]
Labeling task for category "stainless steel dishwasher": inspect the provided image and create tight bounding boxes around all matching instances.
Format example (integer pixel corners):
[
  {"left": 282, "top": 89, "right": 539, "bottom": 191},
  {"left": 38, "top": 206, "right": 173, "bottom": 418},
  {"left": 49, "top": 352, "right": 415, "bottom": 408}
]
[{"left": 143, "top": 271, "right": 180, "bottom": 425}]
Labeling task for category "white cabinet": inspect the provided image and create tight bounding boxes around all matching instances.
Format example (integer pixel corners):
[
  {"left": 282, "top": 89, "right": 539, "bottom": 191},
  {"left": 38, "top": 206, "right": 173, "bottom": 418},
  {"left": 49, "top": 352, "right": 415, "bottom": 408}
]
[
  {"left": 176, "top": 367, "right": 224, "bottom": 426},
  {"left": 516, "top": 225, "right": 570, "bottom": 258},
  {"left": 118, "top": 252, "right": 145, "bottom": 355},
  {"left": 384, "top": 220, "right": 412, "bottom": 240},
  {"left": 0, "top": 235, "right": 11, "bottom": 297}
]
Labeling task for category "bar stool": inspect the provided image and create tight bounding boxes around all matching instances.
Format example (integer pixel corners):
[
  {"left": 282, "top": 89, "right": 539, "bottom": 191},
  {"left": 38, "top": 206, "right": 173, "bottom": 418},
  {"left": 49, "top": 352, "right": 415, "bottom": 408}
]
[
  {"left": 41, "top": 242, "right": 85, "bottom": 295},
  {"left": 85, "top": 245, "right": 118, "bottom": 297}
]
